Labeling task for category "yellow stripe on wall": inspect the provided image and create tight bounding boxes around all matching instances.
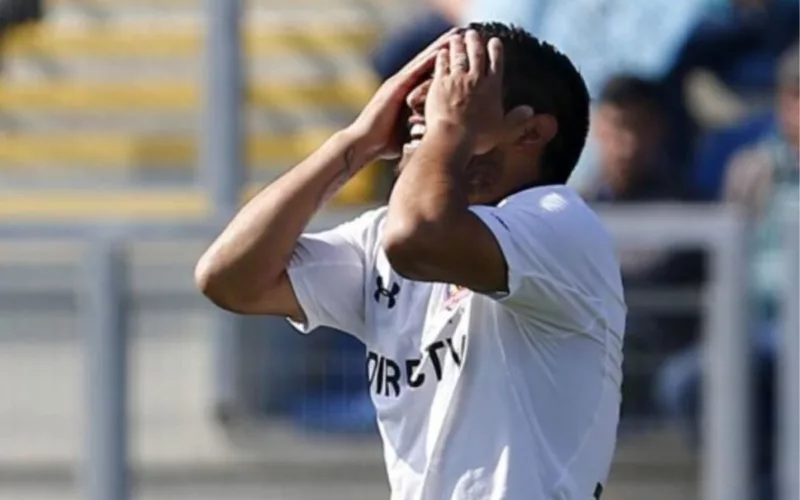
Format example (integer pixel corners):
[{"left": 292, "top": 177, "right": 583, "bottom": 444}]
[
  {"left": 0, "top": 164, "right": 382, "bottom": 220},
  {"left": 0, "top": 130, "right": 342, "bottom": 168},
  {"left": 0, "top": 79, "right": 376, "bottom": 112},
  {"left": 2, "top": 23, "right": 379, "bottom": 58}
]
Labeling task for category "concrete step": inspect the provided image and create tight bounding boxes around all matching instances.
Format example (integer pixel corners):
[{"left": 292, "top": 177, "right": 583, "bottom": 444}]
[
  {"left": 0, "top": 476, "right": 695, "bottom": 500},
  {"left": 41, "top": 4, "right": 411, "bottom": 28},
  {"left": 0, "top": 108, "right": 356, "bottom": 134},
  {"left": 44, "top": 0, "right": 403, "bottom": 11},
  {"left": 0, "top": 78, "right": 375, "bottom": 113},
  {"left": 2, "top": 54, "right": 370, "bottom": 83},
  {"left": 0, "top": 481, "right": 391, "bottom": 500},
  {"left": 2, "top": 23, "right": 380, "bottom": 60},
  {"left": 0, "top": 174, "right": 383, "bottom": 220},
  {"left": 0, "top": 129, "right": 353, "bottom": 170}
]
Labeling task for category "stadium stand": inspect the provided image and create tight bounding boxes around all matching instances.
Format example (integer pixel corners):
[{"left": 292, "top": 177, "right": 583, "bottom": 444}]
[{"left": 0, "top": 0, "right": 402, "bottom": 218}]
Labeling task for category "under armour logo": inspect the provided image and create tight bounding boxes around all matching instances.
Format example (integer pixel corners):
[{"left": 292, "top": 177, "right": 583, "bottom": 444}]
[{"left": 374, "top": 276, "right": 400, "bottom": 309}]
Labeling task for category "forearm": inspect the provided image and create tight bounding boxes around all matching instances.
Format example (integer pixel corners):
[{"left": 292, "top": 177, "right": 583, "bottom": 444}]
[
  {"left": 197, "top": 129, "right": 371, "bottom": 300},
  {"left": 385, "top": 123, "right": 473, "bottom": 242}
]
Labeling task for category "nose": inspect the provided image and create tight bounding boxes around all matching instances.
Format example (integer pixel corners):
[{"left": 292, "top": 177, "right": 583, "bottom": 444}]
[{"left": 405, "top": 79, "right": 431, "bottom": 115}]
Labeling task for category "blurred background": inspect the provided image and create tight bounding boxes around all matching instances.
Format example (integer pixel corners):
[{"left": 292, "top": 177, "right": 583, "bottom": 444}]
[{"left": 0, "top": 0, "right": 797, "bottom": 499}]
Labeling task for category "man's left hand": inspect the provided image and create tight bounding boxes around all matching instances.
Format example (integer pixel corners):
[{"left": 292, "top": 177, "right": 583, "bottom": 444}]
[{"left": 424, "top": 30, "right": 505, "bottom": 155}]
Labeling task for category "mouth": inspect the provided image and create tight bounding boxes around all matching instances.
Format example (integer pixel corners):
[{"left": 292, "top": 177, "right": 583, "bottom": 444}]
[{"left": 404, "top": 121, "right": 426, "bottom": 152}]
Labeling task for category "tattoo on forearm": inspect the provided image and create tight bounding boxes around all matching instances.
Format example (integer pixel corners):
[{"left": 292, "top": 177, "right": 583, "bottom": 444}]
[{"left": 322, "top": 145, "right": 359, "bottom": 201}]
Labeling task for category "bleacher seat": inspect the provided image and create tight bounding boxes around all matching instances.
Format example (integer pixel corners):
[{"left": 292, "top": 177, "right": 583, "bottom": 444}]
[{"left": 0, "top": 0, "right": 411, "bottom": 219}]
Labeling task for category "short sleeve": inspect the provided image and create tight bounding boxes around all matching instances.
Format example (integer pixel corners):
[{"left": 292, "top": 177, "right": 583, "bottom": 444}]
[
  {"left": 469, "top": 189, "right": 612, "bottom": 332},
  {"left": 285, "top": 209, "right": 384, "bottom": 342}
]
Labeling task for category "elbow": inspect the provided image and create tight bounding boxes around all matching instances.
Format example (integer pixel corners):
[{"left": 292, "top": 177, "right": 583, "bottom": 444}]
[
  {"left": 194, "top": 252, "right": 235, "bottom": 312},
  {"left": 382, "top": 216, "right": 440, "bottom": 279},
  {"left": 194, "top": 252, "right": 257, "bottom": 314}
]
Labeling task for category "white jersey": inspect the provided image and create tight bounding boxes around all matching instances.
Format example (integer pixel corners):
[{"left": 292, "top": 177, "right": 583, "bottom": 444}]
[{"left": 286, "top": 185, "right": 626, "bottom": 500}]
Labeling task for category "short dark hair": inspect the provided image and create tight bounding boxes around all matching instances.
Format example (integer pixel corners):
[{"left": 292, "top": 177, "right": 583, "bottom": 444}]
[
  {"left": 464, "top": 22, "right": 590, "bottom": 184},
  {"left": 599, "top": 75, "right": 663, "bottom": 112}
]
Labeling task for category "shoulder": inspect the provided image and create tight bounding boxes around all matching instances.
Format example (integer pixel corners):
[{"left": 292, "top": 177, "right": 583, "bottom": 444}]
[
  {"left": 499, "top": 185, "right": 610, "bottom": 242},
  {"left": 482, "top": 186, "right": 625, "bottom": 333},
  {"left": 483, "top": 185, "right": 618, "bottom": 285}
]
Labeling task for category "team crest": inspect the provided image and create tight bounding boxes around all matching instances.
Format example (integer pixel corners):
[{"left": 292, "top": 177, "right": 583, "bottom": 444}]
[{"left": 443, "top": 284, "right": 470, "bottom": 310}]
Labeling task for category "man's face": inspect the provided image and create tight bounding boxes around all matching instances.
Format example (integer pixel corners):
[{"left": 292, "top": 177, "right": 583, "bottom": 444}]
[
  {"left": 397, "top": 77, "right": 434, "bottom": 165},
  {"left": 593, "top": 102, "right": 663, "bottom": 182},
  {"left": 395, "top": 76, "right": 515, "bottom": 198}
]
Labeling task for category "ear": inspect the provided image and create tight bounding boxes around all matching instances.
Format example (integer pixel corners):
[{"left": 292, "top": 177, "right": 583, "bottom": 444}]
[{"left": 504, "top": 105, "right": 558, "bottom": 149}]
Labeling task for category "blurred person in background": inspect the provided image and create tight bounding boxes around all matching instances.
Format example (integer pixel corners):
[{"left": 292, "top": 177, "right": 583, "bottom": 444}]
[
  {"left": 461, "top": 0, "right": 716, "bottom": 191},
  {"left": 370, "top": 0, "right": 459, "bottom": 82},
  {"left": 461, "top": 0, "right": 798, "bottom": 193},
  {"left": 678, "top": 0, "right": 799, "bottom": 106},
  {"left": 580, "top": 75, "right": 679, "bottom": 203},
  {"left": 582, "top": 75, "right": 705, "bottom": 420},
  {"left": 655, "top": 43, "right": 799, "bottom": 500},
  {"left": 680, "top": 0, "right": 799, "bottom": 199}
]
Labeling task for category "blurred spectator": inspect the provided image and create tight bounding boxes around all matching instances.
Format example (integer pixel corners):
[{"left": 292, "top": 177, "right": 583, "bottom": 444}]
[
  {"left": 679, "top": 0, "right": 800, "bottom": 101},
  {"left": 581, "top": 75, "right": 680, "bottom": 203},
  {"left": 690, "top": 109, "right": 776, "bottom": 199},
  {"left": 462, "top": 0, "right": 716, "bottom": 192},
  {"left": 371, "top": 0, "right": 799, "bottom": 194},
  {"left": 370, "top": 0, "right": 459, "bottom": 82},
  {"left": 669, "top": 0, "right": 799, "bottom": 199},
  {"left": 724, "top": 42, "right": 799, "bottom": 328},
  {"left": 583, "top": 76, "right": 705, "bottom": 419},
  {"left": 655, "top": 43, "right": 799, "bottom": 500}
]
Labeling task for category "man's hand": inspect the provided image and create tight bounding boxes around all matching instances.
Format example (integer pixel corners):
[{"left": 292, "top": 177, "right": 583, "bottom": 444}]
[
  {"left": 348, "top": 29, "right": 457, "bottom": 160},
  {"left": 424, "top": 30, "right": 505, "bottom": 155}
]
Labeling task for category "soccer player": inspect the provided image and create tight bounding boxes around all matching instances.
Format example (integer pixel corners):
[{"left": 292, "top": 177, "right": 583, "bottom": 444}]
[{"left": 196, "top": 22, "right": 626, "bottom": 500}]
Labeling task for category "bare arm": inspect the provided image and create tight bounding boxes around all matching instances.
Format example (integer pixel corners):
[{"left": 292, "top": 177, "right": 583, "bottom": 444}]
[
  {"left": 195, "top": 130, "right": 370, "bottom": 317},
  {"left": 196, "top": 30, "right": 455, "bottom": 318},
  {"left": 383, "top": 121, "right": 509, "bottom": 293},
  {"left": 383, "top": 32, "right": 509, "bottom": 293}
]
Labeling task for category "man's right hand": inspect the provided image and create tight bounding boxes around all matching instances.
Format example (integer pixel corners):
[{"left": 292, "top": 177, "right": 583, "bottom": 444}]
[{"left": 347, "top": 28, "right": 458, "bottom": 161}]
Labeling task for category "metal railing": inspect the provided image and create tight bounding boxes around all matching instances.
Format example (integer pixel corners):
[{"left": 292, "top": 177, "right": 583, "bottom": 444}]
[{"left": 779, "top": 208, "right": 799, "bottom": 500}]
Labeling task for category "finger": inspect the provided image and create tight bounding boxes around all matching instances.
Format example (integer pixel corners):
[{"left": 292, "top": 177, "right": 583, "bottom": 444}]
[
  {"left": 401, "top": 28, "right": 459, "bottom": 76},
  {"left": 465, "top": 29, "right": 486, "bottom": 76},
  {"left": 392, "top": 49, "right": 439, "bottom": 93},
  {"left": 434, "top": 48, "right": 450, "bottom": 79},
  {"left": 488, "top": 38, "right": 504, "bottom": 80},
  {"left": 390, "top": 29, "right": 459, "bottom": 92},
  {"left": 449, "top": 35, "right": 469, "bottom": 74}
]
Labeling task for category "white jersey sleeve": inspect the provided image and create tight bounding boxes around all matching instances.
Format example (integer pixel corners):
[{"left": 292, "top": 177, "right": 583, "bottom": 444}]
[
  {"left": 469, "top": 186, "right": 622, "bottom": 336},
  {"left": 285, "top": 208, "right": 384, "bottom": 343}
]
